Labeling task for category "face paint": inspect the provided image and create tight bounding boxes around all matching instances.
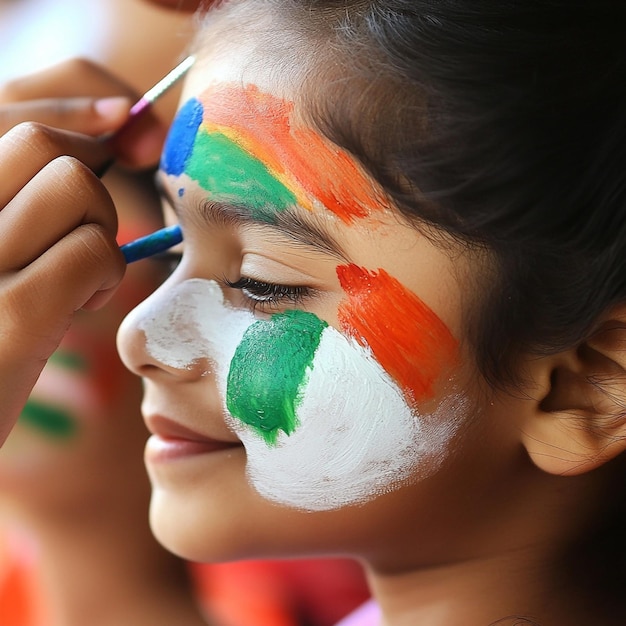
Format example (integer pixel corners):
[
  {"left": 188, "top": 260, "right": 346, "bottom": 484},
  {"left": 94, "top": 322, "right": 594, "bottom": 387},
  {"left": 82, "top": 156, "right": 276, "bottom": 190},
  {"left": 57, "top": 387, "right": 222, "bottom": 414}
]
[
  {"left": 227, "top": 310, "right": 327, "bottom": 445},
  {"left": 138, "top": 279, "right": 461, "bottom": 511},
  {"left": 337, "top": 264, "right": 459, "bottom": 405},
  {"left": 47, "top": 349, "right": 87, "bottom": 372},
  {"left": 160, "top": 84, "right": 391, "bottom": 222},
  {"left": 19, "top": 399, "right": 76, "bottom": 439},
  {"left": 16, "top": 348, "right": 96, "bottom": 440}
]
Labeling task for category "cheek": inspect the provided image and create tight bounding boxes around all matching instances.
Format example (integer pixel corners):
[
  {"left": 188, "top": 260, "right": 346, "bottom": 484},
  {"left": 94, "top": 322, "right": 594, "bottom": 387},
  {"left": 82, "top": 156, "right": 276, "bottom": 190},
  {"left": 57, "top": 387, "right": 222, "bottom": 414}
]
[
  {"left": 336, "top": 264, "right": 459, "bottom": 406},
  {"left": 138, "top": 279, "right": 464, "bottom": 513},
  {"left": 226, "top": 310, "right": 462, "bottom": 513}
]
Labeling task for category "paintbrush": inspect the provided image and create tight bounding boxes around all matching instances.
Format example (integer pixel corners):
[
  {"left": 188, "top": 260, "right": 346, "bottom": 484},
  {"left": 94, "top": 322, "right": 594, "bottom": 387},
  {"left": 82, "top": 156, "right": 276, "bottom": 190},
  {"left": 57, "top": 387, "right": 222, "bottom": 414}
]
[
  {"left": 106, "top": 54, "right": 195, "bottom": 145},
  {"left": 120, "top": 223, "right": 183, "bottom": 263},
  {"left": 100, "top": 55, "right": 194, "bottom": 263}
]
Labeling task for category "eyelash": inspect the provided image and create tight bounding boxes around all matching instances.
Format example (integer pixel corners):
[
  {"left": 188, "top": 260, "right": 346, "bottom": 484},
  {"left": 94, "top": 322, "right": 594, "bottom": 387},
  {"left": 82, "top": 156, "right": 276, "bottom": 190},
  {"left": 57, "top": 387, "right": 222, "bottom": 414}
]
[
  {"left": 225, "top": 276, "right": 312, "bottom": 312},
  {"left": 151, "top": 253, "right": 312, "bottom": 312}
]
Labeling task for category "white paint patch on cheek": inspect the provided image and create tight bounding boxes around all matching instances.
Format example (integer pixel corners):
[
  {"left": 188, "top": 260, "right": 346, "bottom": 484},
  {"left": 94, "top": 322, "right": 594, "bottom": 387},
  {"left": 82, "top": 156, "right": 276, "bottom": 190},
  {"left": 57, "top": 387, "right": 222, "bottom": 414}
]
[
  {"left": 231, "top": 326, "right": 467, "bottom": 512},
  {"left": 137, "top": 278, "right": 466, "bottom": 512}
]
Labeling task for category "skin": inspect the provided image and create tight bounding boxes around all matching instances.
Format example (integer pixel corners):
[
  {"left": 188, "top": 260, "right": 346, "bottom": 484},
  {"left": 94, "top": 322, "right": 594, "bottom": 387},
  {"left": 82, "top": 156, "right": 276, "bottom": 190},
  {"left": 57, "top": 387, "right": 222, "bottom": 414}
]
[
  {"left": 0, "top": 175, "right": 208, "bottom": 626},
  {"left": 117, "top": 7, "right": 626, "bottom": 625},
  {"left": 0, "top": 3, "right": 370, "bottom": 620},
  {"left": 118, "top": 51, "right": 479, "bottom": 534},
  {"left": 0, "top": 123, "right": 125, "bottom": 446},
  {"left": 0, "top": 4, "right": 191, "bottom": 447},
  {"left": 0, "top": 5, "right": 209, "bottom": 624},
  {"left": 0, "top": 1, "right": 621, "bottom": 624},
  {"left": 142, "top": 80, "right": 464, "bottom": 512},
  {"left": 0, "top": 182, "right": 163, "bottom": 504},
  {"left": 112, "top": 10, "right": 538, "bottom": 621}
]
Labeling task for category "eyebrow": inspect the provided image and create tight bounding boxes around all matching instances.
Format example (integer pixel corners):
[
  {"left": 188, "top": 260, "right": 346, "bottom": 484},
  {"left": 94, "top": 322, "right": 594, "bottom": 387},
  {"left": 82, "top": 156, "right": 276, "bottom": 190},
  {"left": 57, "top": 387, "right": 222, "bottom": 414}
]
[{"left": 155, "top": 174, "right": 349, "bottom": 260}]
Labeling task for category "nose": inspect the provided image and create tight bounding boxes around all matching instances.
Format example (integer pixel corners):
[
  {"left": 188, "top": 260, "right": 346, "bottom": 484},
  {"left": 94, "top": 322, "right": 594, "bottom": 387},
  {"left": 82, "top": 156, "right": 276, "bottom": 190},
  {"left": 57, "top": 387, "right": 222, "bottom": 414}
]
[{"left": 116, "top": 280, "right": 213, "bottom": 383}]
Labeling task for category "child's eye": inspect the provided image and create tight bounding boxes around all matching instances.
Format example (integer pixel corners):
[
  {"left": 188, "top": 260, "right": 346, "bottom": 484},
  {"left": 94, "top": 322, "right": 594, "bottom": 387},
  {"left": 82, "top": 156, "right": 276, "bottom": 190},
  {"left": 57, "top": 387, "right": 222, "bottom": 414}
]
[{"left": 225, "top": 276, "right": 313, "bottom": 312}]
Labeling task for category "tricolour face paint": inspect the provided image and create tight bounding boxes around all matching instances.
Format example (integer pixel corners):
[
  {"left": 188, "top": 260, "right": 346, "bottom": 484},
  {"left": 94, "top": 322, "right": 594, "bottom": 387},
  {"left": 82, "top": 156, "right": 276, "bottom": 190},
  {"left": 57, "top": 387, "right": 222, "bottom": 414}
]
[
  {"left": 16, "top": 346, "right": 99, "bottom": 440},
  {"left": 19, "top": 398, "right": 76, "bottom": 439},
  {"left": 138, "top": 279, "right": 461, "bottom": 511},
  {"left": 337, "top": 264, "right": 459, "bottom": 405},
  {"left": 226, "top": 310, "right": 327, "bottom": 445},
  {"left": 160, "top": 84, "right": 390, "bottom": 222}
]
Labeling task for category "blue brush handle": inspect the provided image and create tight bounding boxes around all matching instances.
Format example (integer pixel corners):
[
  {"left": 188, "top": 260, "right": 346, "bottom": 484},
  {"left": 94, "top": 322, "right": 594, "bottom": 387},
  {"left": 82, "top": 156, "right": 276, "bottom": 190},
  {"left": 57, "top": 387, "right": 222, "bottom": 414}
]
[{"left": 120, "top": 224, "right": 183, "bottom": 263}]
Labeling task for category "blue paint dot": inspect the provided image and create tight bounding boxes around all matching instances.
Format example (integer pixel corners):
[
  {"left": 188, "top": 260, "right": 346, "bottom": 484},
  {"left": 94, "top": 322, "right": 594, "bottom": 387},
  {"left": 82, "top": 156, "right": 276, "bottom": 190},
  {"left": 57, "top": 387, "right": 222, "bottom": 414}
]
[
  {"left": 178, "top": 188, "right": 185, "bottom": 197},
  {"left": 160, "top": 97, "right": 204, "bottom": 176}
]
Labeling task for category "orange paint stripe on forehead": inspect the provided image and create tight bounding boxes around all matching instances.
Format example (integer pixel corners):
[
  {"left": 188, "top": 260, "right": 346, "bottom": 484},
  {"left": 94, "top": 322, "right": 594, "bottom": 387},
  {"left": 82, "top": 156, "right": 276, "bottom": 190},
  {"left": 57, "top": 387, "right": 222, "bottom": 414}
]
[
  {"left": 196, "top": 84, "right": 391, "bottom": 222},
  {"left": 337, "top": 264, "right": 458, "bottom": 404}
]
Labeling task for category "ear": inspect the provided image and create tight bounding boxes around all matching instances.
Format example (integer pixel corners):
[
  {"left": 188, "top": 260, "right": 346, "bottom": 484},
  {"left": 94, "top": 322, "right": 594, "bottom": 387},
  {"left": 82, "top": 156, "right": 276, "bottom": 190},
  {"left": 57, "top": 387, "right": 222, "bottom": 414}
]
[{"left": 519, "top": 305, "right": 626, "bottom": 476}]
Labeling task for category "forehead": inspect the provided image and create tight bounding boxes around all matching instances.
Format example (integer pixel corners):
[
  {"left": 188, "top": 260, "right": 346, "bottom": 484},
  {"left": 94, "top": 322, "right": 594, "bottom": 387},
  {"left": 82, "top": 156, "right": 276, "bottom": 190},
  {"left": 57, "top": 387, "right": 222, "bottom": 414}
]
[
  {"left": 163, "top": 30, "right": 399, "bottom": 230},
  {"left": 163, "top": 35, "right": 477, "bottom": 336},
  {"left": 162, "top": 82, "right": 392, "bottom": 226}
]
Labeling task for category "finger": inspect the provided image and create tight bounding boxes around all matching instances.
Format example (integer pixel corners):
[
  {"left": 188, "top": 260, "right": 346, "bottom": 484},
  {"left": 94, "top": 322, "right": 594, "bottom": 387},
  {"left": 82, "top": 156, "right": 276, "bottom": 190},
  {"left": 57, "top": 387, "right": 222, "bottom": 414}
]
[
  {"left": 0, "top": 122, "right": 112, "bottom": 207},
  {"left": 19, "top": 220, "right": 126, "bottom": 316},
  {"left": 0, "top": 220, "right": 126, "bottom": 444},
  {"left": 142, "top": 0, "right": 204, "bottom": 11},
  {"left": 0, "top": 155, "right": 119, "bottom": 270},
  {"left": 0, "top": 96, "right": 132, "bottom": 137},
  {"left": 0, "top": 222, "right": 126, "bottom": 363},
  {"left": 104, "top": 114, "right": 169, "bottom": 170},
  {"left": 0, "top": 58, "right": 139, "bottom": 103},
  {"left": 0, "top": 59, "right": 168, "bottom": 168}
]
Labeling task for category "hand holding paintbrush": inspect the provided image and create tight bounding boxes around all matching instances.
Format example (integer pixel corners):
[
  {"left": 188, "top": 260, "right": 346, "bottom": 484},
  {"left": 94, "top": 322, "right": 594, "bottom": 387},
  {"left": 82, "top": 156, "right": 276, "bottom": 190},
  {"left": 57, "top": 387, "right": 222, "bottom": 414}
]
[
  {"left": 0, "top": 57, "right": 192, "bottom": 444},
  {"left": 0, "top": 57, "right": 194, "bottom": 262},
  {"left": 0, "top": 56, "right": 189, "bottom": 169}
]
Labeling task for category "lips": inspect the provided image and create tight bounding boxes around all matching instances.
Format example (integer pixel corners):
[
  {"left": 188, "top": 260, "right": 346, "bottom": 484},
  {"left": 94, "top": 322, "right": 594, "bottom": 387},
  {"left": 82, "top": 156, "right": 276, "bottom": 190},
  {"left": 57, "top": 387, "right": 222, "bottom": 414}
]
[{"left": 145, "top": 415, "right": 241, "bottom": 462}]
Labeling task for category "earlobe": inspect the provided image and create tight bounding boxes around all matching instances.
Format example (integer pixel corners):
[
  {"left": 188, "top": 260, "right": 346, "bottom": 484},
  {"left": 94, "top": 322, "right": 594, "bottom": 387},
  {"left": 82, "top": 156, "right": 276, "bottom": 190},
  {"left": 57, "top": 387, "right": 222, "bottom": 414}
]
[{"left": 520, "top": 309, "right": 626, "bottom": 477}]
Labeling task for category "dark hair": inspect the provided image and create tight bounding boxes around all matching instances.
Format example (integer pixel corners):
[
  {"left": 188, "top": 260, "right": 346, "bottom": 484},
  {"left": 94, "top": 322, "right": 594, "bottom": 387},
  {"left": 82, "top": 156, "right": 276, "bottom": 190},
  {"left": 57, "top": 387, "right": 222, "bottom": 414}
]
[{"left": 260, "top": 0, "right": 626, "bottom": 385}]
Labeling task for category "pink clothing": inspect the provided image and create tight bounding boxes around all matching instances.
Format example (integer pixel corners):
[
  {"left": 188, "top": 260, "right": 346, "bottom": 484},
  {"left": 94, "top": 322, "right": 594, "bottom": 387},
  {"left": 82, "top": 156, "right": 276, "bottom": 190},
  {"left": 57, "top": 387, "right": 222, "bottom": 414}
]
[{"left": 335, "top": 600, "right": 380, "bottom": 626}]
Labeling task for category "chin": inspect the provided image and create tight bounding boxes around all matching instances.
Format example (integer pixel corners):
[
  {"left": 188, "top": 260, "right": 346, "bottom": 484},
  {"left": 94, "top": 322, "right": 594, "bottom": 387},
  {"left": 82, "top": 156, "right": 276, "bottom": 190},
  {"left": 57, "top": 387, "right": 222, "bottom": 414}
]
[
  {"left": 147, "top": 482, "right": 261, "bottom": 562},
  {"left": 147, "top": 479, "right": 332, "bottom": 564}
]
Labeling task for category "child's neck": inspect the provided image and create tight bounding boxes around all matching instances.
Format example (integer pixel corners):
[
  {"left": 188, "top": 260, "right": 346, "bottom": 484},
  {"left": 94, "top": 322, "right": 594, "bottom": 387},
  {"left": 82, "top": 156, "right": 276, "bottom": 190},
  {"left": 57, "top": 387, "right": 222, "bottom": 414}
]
[
  {"left": 366, "top": 526, "right": 626, "bottom": 625},
  {"left": 364, "top": 467, "right": 626, "bottom": 626}
]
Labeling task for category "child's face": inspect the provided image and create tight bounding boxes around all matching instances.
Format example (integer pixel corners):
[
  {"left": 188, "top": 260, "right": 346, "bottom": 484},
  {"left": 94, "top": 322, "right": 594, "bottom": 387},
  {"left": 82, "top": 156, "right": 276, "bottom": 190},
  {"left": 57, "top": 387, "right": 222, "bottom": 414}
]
[{"left": 118, "top": 46, "right": 513, "bottom": 566}]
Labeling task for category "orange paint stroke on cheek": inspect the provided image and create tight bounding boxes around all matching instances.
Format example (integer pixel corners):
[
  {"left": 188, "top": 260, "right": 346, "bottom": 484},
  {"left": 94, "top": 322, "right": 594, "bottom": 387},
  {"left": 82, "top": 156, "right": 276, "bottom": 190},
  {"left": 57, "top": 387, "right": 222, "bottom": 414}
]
[
  {"left": 337, "top": 264, "right": 459, "bottom": 404},
  {"left": 197, "top": 84, "right": 391, "bottom": 222}
]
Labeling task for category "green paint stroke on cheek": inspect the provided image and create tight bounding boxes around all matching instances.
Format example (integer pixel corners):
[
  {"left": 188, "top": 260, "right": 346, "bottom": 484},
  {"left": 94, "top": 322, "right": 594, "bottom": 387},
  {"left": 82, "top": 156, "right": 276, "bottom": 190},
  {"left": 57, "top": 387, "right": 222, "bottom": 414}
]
[
  {"left": 226, "top": 310, "right": 327, "bottom": 445},
  {"left": 186, "top": 128, "right": 296, "bottom": 220},
  {"left": 19, "top": 399, "right": 77, "bottom": 439}
]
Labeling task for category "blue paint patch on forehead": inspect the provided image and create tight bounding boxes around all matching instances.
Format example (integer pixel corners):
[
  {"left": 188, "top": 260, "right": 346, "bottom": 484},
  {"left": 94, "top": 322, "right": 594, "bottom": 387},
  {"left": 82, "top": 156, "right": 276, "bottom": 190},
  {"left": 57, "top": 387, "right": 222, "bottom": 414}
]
[{"left": 160, "top": 97, "right": 204, "bottom": 176}]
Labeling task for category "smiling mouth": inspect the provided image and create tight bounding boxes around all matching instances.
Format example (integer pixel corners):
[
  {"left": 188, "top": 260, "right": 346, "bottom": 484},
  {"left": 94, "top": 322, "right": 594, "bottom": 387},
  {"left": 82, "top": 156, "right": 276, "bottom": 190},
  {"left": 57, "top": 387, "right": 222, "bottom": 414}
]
[{"left": 145, "top": 415, "right": 242, "bottom": 461}]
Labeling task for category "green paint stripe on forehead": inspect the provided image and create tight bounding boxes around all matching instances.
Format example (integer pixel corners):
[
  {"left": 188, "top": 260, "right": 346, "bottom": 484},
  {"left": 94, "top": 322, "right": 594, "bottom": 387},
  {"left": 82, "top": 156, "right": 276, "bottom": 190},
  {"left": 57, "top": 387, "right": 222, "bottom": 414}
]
[
  {"left": 185, "top": 128, "right": 297, "bottom": 221},
  {"left": 226, "top": 309, "right": 327, "bottom": 445},
  {"left": 19, "top": 399, "right": 77, "bottom": 439}
]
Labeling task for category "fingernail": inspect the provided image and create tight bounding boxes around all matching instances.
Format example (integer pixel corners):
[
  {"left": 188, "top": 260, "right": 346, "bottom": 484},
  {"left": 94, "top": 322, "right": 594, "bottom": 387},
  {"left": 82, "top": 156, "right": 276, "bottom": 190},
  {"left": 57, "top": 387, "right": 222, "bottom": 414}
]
[{"left": 94, "top": 96, "right": 131, "bottom": 120}]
